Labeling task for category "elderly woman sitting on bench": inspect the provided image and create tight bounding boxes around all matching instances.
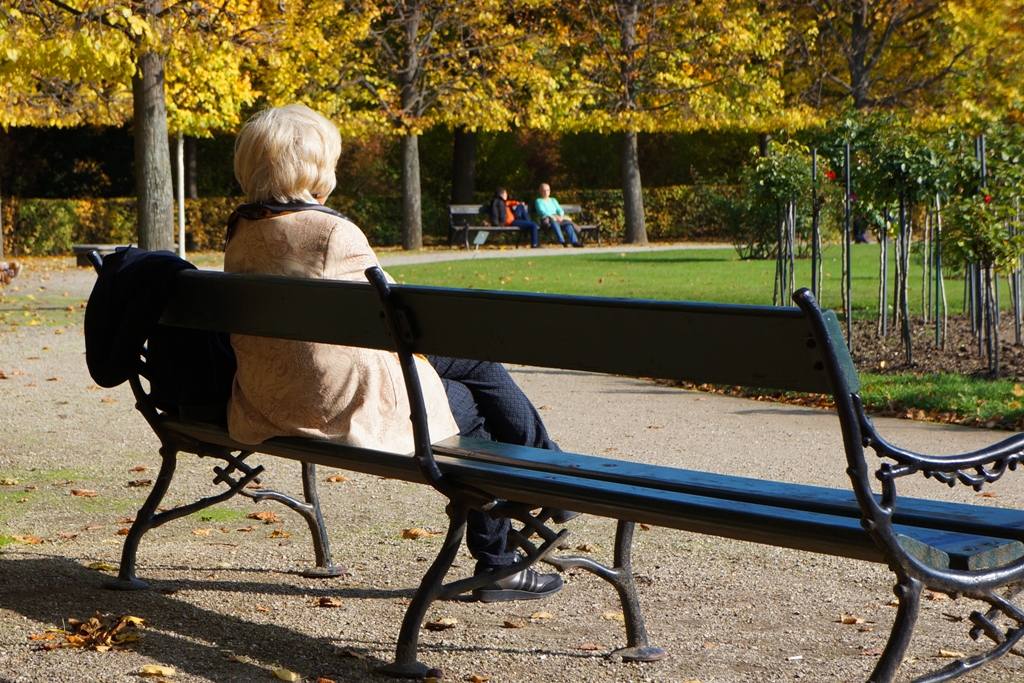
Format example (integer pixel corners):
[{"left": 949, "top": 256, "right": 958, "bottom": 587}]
[{"left": 226, "top": 104, "right": 572, "bottom": 602}]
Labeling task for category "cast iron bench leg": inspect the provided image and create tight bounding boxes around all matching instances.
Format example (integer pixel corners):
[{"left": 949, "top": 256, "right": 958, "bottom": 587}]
[
  {"left": 378, "top": 500, "right": 472, "bottom": 679},
  {"left": 107, "top": 443, "right": 179, "bottom": 590},
  {"left": 870, "top": 575, "right": 922, "bottom": 683},
  {"left": 378, "top": 500, "right": 571, "bottom": 678},
  {"left": 237, "top": 462, "right": 347, "bottom": 577},
  {"left": 546, "top": 520, "right": 666, "bottom": 662}
]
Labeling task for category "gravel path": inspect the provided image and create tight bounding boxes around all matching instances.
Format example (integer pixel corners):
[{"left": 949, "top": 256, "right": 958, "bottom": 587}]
[{"left": 2, "top": 257, "right": 1023, "bottom": 683}]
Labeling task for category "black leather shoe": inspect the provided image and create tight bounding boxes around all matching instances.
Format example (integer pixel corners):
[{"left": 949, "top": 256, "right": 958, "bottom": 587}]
[{"left": 472, "top": 568, "right": 564, "bottom": 603}]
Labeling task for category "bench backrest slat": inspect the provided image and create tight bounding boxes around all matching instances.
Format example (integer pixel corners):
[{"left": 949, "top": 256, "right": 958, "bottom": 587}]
[
  {"left": 450, "top": 204, "right": 486, "bottom": 215},
  {"left": 163, "top": 270, "right": 857, "bottom": 395}
]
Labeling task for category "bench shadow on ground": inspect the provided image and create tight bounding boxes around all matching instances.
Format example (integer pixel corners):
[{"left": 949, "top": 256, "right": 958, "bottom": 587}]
[{"left": 2, "top": 553, "right": 599, "bottom": 681}]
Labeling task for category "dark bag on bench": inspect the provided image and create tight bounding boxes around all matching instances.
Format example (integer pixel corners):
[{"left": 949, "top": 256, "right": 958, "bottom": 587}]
[{"left": 85, "top": 246, "right": 236, "bottom": 422}]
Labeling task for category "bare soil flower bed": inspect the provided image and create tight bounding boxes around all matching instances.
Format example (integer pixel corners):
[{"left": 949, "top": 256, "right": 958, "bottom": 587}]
[{"left": 849, "top": 312, "right": 1024, "bottom": 380}]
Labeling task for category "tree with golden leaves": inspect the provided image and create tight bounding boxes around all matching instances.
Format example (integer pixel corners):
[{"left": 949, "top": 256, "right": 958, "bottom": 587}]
[
  {"left": 267, "top": 0, "right": 546, "bottom": 250},
  {"left": 4, "top": 0, "right": 264, "bottom": 251}
]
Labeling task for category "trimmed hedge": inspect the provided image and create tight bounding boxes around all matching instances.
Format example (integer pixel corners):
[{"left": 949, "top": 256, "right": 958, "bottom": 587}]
[{"left": 0, "top": 186, "right": 737, "bottom": 256}]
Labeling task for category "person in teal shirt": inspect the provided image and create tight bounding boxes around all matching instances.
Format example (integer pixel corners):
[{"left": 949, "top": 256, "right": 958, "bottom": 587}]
[{"left": 534, "top": 183, "right": 581, "bottom": 247}]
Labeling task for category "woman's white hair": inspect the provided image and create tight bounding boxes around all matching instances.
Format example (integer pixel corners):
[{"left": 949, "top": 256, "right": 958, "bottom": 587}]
[{"left": 234, "top": 104, "right": 341, "bottom": 204}]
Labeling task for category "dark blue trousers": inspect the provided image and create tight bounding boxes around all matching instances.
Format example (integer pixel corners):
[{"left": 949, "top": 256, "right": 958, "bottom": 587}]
[{"left": 428, "top": 357, "right": 560, "bottom": 570}]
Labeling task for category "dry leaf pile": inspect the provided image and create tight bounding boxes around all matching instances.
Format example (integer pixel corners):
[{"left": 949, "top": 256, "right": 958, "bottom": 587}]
[{"left": 31, "top": 613, "right": 145, "bottom": 651}]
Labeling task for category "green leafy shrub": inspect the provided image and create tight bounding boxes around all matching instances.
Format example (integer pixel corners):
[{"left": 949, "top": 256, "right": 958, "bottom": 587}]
[{"left": 13, "top": 200, "right": 78, "bottom": 255}]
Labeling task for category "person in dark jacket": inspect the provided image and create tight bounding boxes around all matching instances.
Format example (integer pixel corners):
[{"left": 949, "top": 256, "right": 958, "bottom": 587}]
[{"left": 490, "top": 187, "right": 540, "bottom": 248}]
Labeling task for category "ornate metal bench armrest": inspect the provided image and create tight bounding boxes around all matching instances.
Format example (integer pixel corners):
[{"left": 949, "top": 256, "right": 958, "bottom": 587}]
[{"left": 857, "top": 397, "right": 1024, "bottom": 490}]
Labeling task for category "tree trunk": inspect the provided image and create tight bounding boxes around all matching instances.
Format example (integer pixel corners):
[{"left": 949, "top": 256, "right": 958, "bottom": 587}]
[
  {"left": 132, "top": 50, "right": 175, "bottom": 252},
  {"left": 0, "top": 171, "right": 4, "bottom": 261},
  {"left": 451, "top": 127, "right": 477, "bottom": 205},
  {"left": 758, "top": 133, "right": 772, "bottom": 157},
  {"left": 401, "top": 133, "right": 423, "bottom": 250},
  {"left": 184, "top": 135, "right": 198, "bottom": 199},
  {"left": 620, "top": 130, "right": 647, "bottom": 245}
]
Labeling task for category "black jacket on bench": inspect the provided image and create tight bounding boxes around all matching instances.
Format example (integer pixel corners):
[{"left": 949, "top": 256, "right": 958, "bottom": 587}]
[{"left": 85, "top": 246, "right": 236, "bottom": 422}]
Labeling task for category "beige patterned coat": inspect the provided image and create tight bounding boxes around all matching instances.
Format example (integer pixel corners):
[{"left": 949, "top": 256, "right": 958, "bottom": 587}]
[{"left": 223, "top": 209, "right": 459, "bottom": 453}]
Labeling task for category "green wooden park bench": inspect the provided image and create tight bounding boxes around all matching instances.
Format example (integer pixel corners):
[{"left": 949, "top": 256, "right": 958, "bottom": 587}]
[
  {"left": 447, "top": 204, "right": 525, "bottom": 249},
  {"left": 91, "top": 252, "right": 1024, "bottom": 683}
]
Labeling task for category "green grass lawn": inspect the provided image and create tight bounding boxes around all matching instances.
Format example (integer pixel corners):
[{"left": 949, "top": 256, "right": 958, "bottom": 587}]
[{"left": 391, "top": 243, "right": 987, "bottom": 319}]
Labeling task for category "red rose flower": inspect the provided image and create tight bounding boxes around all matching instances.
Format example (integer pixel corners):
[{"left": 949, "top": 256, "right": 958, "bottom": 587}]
[
  {"left": 824, "top": 171, "right": 836, "bottom": 181},
  {"left": 984, "top": 195, "right": 992, "bottom": 203}
]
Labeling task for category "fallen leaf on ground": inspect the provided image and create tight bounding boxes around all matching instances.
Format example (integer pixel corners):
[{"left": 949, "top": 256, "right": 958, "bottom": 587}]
[
  {"left": 268, "top": 528, "right": 291, "bottom": 539},
  {"left": 647, "top": 425, "right": 664, "bottom": 429},
  {"left": 70, "top": 489, "right": 99, "bottom": 498},
  {"left": 927, "top": 591, "right": 950, "bottom": 601},
  {"left": 639, "top": 523, "right": 651, "bottom": 531},
  {"left": 317, "top": 678, "right": 336, "bottom": 683},
  {"left": 424, "top": 617, "right": 458, "bottom": 631},
  {"left": 338, "top": 649, "right": 365, "bottom": 659},
  {"left": 938, "top": 649, "right": 965, "bottom": 658},
  {"left": 840, "top": 615, "right": 866, "bottom": 625},
  {"left": 248, "top": 511, "right": 281, "bottom": 524},
  {"left": 863, "top": 647, "right": 884, "bottom": 656},
  {"left": 538, "top": 405, "right": 551, "bottom": 410},
  {"left": 46, "top": 377, "right": 61, "bottom": 382},
  {"left": 100, "top": 397, "right": 117, "bottom": 403},
  {"left": 88, "top": 562, "right": 118, "bottom": 571},
  {"left": 127, "top": 479, "right": 152, "bottom": 487},
  {"left": 117, "top": 518, "right": 135, "bottom": 524},
  {"left": 141, "top": 665, "right": 175, "bottom": 677},
  {"left": 1, "top": 478, "right": 18, "bottom": 485},
  {"left": 255, "top": 606, "right": 270, "bottom": 612},
  {"left": 502, "top": 620, "right": 524, "bottom": 628},
  {"left": 129, "top": 466, "right": 150, "bottom": 472},
  {"left": 530, "top": 611, "right": 553, "bottom": 620},
  {"left": 24, "top": 485, "right": 38, "bottom": 491},
  {"left": 318, "top": 597, "right": 343, "bottom": 607},
  {"left": 84, "top": 525, "right": 104, "bottom": 531},
  {"left": 468, "top": 675, "right": 491, "bottom": 683},
  {"left": 978, "top": 492, "right": 997, "bottom": 498},
  {"left": 600, "top": 612, "right": 625, "bottom": 622},
  {"left": 28, "top": 634, "right": 59, "bottom": 641},
  {"left": 578, "top": 643, "right": 603, "bottom": 651},
  {"left": 236, "top": 526, "right": 256, "bottom": 532},
  {"left": 324, "top": 475, "right": 349, "bottom": 483},
  {"left": 56, "top": 532, "right": 78, "bottom": 540},
  {"left": 12, "top": 535, "right": 43, "bottom": 544},
  {"left": 401, "top": 528, "right": 436, "bottom": 540},
  {"left": 272, "top": 667, "right": 300, "bottom": 681},
  {"left": 575, "top": 543, "right": 595, "bottom": 552},
  {"left": 191, "top": 528, "right": 213, "bottom": 536}
]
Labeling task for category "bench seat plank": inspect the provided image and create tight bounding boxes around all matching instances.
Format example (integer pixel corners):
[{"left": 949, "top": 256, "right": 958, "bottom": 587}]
[
  {"left": 162, "top": 418, "right": 1024, "bottom": 570},
  {"left": 436, "top": 437, "right": 1024, "bottom": 544}
]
